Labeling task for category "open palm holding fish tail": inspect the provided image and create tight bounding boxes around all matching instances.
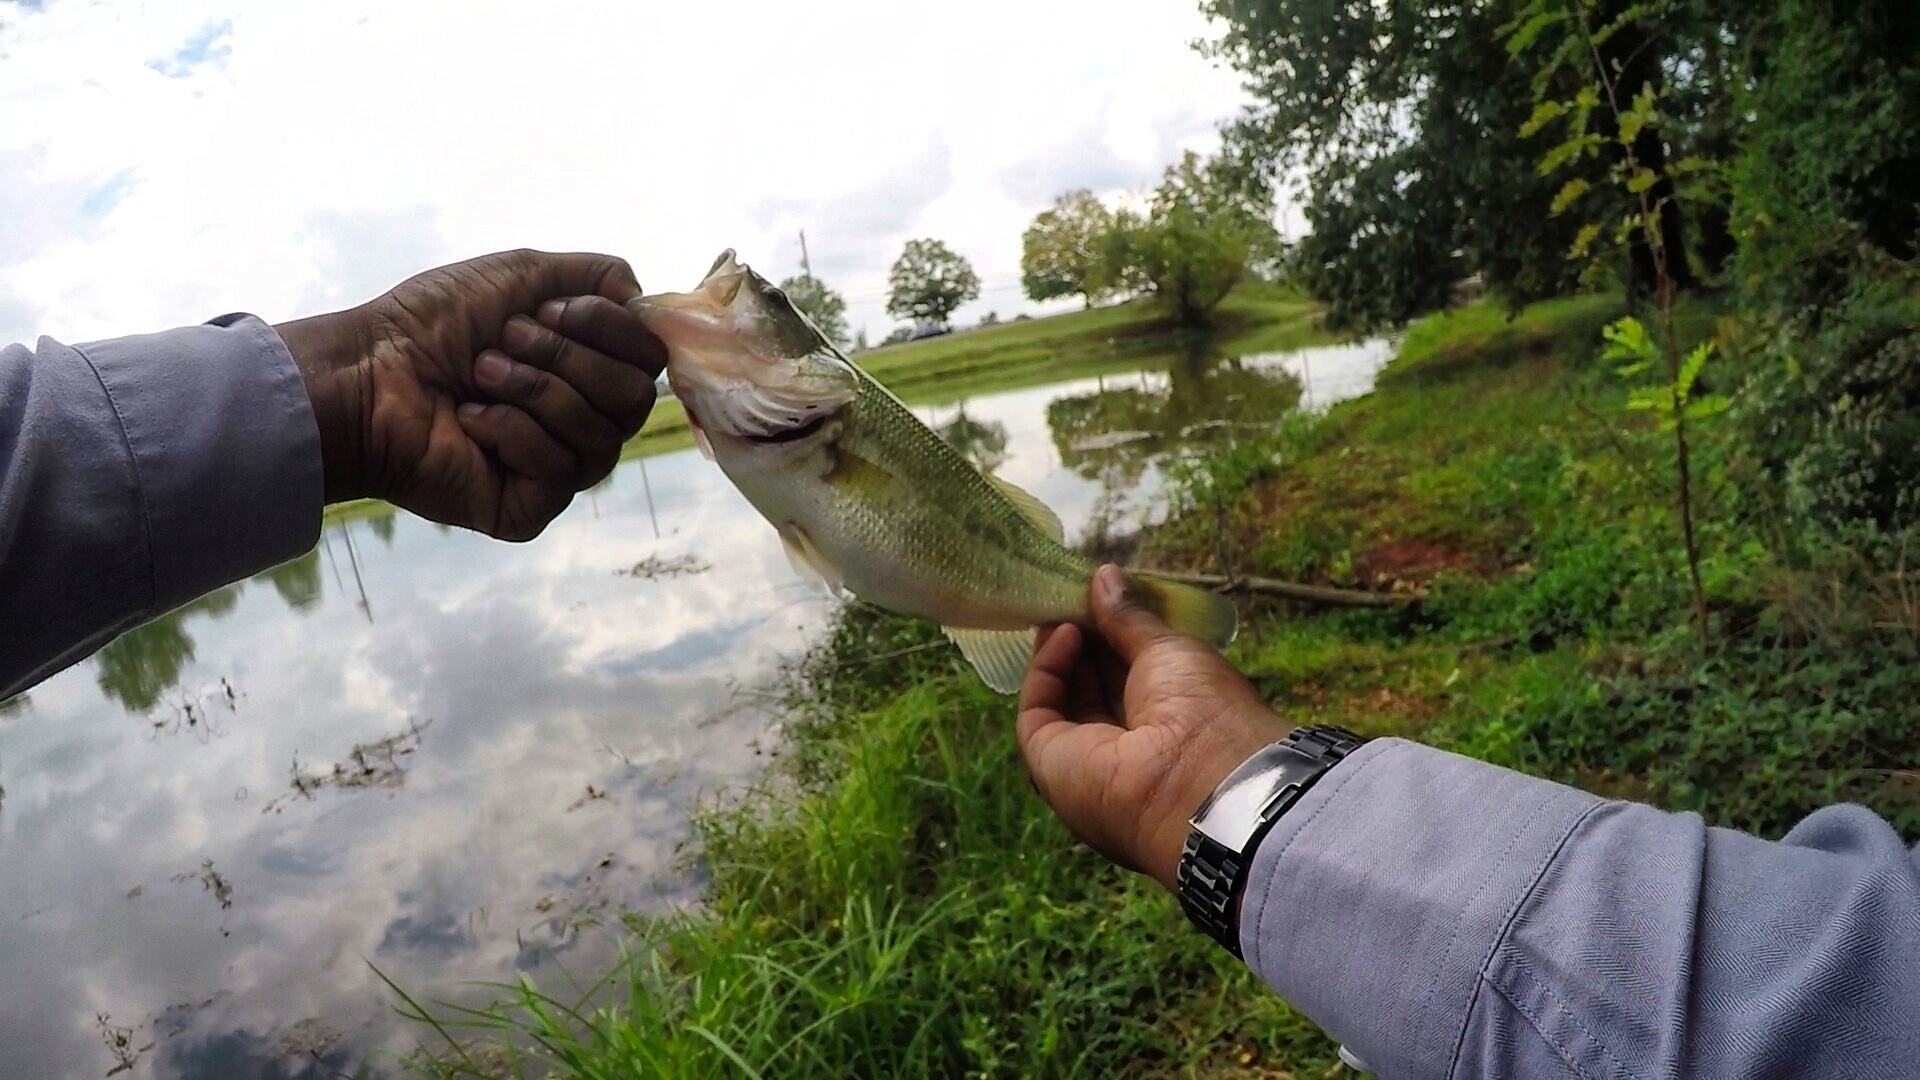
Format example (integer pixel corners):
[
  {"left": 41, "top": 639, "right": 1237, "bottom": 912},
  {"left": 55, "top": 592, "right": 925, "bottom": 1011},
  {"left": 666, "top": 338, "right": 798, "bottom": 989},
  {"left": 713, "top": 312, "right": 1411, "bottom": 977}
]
[{"left": 629, "top": 249, "right": 1236, "bottom": 693}]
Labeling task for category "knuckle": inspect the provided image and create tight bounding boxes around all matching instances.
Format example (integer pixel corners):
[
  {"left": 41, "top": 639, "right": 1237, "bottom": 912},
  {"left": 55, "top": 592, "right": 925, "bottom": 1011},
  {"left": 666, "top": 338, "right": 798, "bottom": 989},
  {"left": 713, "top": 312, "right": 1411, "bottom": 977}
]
[{"left": 523, "top": 366, "right": 554, "bottom": 401}]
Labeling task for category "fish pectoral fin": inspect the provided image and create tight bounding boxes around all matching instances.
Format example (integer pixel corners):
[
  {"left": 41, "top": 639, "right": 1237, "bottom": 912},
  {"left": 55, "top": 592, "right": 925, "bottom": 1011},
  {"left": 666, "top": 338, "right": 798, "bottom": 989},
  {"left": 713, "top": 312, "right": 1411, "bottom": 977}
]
[
  {"left": 942, "top": 626, "right": 1036, "bottom": 695},
  {"left": 779, "top": 523, "right": 845, "bottom": 598},
  {"left": 985, "top": 474, "right": 1064, "bottom": 543}
]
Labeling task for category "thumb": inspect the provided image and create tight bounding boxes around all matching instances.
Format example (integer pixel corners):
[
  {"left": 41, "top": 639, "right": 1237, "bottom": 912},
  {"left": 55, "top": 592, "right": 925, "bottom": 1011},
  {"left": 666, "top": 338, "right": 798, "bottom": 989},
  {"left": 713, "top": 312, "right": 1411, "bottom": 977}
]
[{"left": 1089, "top": 563, "right": 1181, "bottom": 664}]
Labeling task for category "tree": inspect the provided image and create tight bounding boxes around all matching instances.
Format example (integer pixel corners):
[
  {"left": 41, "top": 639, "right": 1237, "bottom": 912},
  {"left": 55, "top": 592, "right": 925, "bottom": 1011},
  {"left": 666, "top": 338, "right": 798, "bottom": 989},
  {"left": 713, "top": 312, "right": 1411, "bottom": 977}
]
[
  {"left": 1020, "top": 190, "right": 1115, "bottom": 307},
  {"left": 1089, "top": 152, "right": 1281, "bottom": 326},
  {"left": 1199, "top": 0, "right": 1597, "bottom": 329},
  {"left": 777, "top": 274, "right": 850, "bottom": 348},
  {"left": 886, "top": 239, "right": 980, "bottom": 328}
]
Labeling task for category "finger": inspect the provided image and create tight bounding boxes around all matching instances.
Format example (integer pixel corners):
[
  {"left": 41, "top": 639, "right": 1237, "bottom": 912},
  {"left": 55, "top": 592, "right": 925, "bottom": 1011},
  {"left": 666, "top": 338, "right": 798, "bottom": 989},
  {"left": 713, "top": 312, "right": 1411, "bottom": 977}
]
[
  {"left": 502, "top": 313, "right": 660, "bottom": 433},
  {"left": 1088, "top": 563, "right": 1183, "bottom": 664},
  {"left": 473, "top": 347, "right": 623, "bottom": 485},
  {"left": 533, "top": 295, "right": 668, "bottom": 379},
  {"left": 516, "top": 250, "right": 645, "bottom": 307},
  {"left": 1018, "top": 623, "right": 1082, "bottom": 741},
  {"left": 455, "top": 402, "right": 579, "bottom": 486}
]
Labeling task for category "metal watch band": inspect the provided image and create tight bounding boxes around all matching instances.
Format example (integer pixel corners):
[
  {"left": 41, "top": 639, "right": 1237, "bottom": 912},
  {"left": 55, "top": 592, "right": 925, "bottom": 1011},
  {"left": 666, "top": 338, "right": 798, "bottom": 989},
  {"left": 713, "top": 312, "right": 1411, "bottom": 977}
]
[{"left": 1174, "top": 725, "right": 1366, "bottom": 958}]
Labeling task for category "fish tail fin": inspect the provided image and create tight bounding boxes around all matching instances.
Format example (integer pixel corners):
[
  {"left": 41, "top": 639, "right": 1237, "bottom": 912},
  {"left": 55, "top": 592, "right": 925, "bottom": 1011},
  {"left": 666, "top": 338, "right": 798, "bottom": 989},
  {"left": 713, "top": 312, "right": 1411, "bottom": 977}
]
[{"left": 1126, "top": 573, "right": 1239, "bottom": 651}]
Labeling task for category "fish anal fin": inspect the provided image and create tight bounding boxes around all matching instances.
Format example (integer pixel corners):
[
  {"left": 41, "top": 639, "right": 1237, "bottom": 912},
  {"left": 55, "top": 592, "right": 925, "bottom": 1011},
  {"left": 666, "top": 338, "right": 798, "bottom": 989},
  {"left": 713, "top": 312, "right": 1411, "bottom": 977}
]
[
  {"left": 942, "top": 626, "right": 1036, "bottom": 695},
  {"left": 985, "top": 473, "right": 1064, "bottom": 543},
  {"left": 779, "top": 523, "right": 845, "bottom": 598}
]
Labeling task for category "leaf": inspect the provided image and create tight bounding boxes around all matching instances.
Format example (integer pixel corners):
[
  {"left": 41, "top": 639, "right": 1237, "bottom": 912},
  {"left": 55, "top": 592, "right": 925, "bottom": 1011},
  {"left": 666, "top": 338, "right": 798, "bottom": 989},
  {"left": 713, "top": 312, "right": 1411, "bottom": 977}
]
[
  {"left": 1569, "top": 221, "right": 1604, "bottom": 258},
  {"left": 1505, "top": 9, "right": 1570, "bottom": 54},
  {"left": 1627, "top": 386, "right": 1675, "bottom": 414},
  {"left": 1683, "top": 394, "right": 1733, "bottom": 421},
  {"left": 1667, "top": 155, "right": 1720, "bottom": 177},
  {"left": 1538, "top": 133, "right": 1602, "bottom": 174},
  {"left": 1625, "top": 168, "right": 1659, "bottom": 194},
  {"left": 1601, "top": 317, "right": 1656, "bottom": 365},
  {"left": 1549, "top": 177, "right": 1591, "bottom": 215},
  {"left": 1590, "top": 3, "right": 1647, "bottom": 48},
  {"left": 1676, "top": 341, "right": 1715, "bottom": 400},
  {"left": 1519, "top": 99, "right": 1569, "bottom": 139}
]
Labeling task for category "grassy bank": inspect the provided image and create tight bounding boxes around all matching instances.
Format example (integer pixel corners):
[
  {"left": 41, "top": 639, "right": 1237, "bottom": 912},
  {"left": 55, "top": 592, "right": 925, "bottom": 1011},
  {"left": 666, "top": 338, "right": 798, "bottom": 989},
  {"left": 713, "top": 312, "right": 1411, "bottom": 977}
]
[{"left": 403, "top": 294, "right": 1920, "bottom": 1078}]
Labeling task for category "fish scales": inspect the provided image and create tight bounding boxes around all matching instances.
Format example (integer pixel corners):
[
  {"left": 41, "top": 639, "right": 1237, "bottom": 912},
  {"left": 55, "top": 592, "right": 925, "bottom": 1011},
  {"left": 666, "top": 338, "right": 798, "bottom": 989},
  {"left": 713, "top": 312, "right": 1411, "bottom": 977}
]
[{"left": 628, "top": 249, "right": 1237, "bottom": 693}]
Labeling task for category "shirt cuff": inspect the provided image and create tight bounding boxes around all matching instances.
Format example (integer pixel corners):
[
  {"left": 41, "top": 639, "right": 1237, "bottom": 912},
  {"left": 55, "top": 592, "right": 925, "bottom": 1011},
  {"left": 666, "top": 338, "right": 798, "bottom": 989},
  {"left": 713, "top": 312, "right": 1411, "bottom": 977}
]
[
  {"left": 77, "top": 313, "right": 324, "bottom": 616},
  {"left": 1236, "top": 738, "right": 1603, "bottom": 1079}
]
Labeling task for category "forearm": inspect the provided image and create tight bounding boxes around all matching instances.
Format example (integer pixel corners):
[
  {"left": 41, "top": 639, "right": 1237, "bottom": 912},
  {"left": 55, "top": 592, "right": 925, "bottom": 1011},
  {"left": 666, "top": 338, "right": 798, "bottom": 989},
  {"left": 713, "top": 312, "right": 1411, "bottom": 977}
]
[
  {"left": 1237, "top": 739, "right": 1920, "bottom": 1079},
  {"left": 1, "top": 316, "right": 324, "bottom": 699}
]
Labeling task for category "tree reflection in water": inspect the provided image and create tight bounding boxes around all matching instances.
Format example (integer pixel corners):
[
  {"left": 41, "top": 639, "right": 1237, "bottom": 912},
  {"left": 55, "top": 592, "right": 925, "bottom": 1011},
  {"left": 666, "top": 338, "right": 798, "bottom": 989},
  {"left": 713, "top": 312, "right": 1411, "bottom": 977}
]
[
  {"left": 1045, "top": 340, "right": 1304, "bottom": 549},
  {"left": 1047, "top": 339, "right": 1303, "bottom": 484},
  {"left": 935, "top": 407, "right": 1011, "bottom": 473},
  {"left": 91, "top": 519, "right": 376, "bottom": 718}
]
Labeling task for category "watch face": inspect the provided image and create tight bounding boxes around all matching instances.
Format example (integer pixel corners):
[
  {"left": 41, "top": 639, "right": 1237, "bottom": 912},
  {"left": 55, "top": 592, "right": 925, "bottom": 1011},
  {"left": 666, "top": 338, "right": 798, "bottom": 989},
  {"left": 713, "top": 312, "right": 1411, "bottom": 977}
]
[{"left": 1193, "top": 751, "right": 1296, "bottom": 851}]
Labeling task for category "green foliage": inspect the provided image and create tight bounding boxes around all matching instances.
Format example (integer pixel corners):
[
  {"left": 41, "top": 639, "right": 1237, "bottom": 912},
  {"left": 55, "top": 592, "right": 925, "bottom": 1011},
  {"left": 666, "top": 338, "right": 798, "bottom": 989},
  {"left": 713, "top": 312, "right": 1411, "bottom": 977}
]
[
  {"left": 1087, "top": 151, "right": 1283, "bottom": 327},
  {"left": 1603, "top": 316, "right": 1728, "bottom": 431},
  {"left": 1019, "top": 189, "right": 1115, "bottom": 307},
  {"left": 776, "top": 274, "right": 850, "bottom": 349},
  {"left": 1719, "top": 0, "right": 1920, "bottom": 542},
  {"left": 886, "top": 239, "right": 981, "bottom": 328},
  {"left": 1201, "top": 0, "right": 1589, "bottom": 330},
  {"left": 1455, "top": 628, "right": 1920, "bottom": 842},
  {"left": 1738, "top": 275, "right": 1920, "bottom": 536}
]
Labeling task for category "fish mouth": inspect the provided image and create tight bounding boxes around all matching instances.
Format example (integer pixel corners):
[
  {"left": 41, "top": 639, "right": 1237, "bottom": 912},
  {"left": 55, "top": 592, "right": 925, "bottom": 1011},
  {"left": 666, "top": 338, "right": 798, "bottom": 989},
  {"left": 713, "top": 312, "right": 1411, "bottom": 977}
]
[{"left": 745, "top": 414, "right": 831, "bottom": 445}]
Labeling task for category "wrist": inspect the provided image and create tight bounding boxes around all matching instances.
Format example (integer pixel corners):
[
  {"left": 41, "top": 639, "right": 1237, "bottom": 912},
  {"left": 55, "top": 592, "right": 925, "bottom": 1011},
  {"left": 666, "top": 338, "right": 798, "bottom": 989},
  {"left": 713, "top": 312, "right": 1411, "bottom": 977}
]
[
  {"left": 1141, "top": 707, "right": 1294, "bottom": 891},
  {"left": 275, "top": 310, "right": 374, "bottom": 505},
  {"left": 1173, "top": 724, "right": 1368, "bottom": 958}
]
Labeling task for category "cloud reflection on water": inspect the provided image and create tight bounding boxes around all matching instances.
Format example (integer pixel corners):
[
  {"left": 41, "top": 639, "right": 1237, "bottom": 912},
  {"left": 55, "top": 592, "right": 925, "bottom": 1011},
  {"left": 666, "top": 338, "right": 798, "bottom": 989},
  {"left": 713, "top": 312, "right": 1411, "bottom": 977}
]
[{"left": 0, "top": 335, "right": 1393, "bottom": 1079}]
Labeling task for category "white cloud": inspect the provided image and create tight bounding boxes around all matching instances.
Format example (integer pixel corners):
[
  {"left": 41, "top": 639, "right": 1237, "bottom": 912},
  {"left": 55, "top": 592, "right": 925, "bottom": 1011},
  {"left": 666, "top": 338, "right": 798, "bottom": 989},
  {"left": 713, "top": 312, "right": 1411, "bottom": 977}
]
[{"left": 0, "top": 0, "right": 1253, "bottom": 346}]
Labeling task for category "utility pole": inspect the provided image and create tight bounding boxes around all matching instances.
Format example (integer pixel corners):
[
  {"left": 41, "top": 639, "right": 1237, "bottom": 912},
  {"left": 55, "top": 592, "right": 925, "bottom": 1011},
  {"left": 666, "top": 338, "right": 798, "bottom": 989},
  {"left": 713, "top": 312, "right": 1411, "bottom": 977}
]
[{"left": 799, "top": 229, "right": 812, "bottom": 278}]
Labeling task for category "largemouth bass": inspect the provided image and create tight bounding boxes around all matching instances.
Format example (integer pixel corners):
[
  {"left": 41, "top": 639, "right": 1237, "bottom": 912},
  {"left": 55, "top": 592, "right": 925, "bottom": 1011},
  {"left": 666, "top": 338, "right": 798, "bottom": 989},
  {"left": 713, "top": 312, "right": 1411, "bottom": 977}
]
[{"left": 628, "top": 249, "right": 1236, "bottom": 693}]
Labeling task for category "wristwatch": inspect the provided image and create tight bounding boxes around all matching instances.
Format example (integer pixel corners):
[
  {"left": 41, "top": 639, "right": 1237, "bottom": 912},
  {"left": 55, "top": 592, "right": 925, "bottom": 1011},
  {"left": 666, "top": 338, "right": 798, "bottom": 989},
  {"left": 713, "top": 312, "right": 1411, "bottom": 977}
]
[{"left": 1174, "top": 724, "right": 1366, "bottom": 958}]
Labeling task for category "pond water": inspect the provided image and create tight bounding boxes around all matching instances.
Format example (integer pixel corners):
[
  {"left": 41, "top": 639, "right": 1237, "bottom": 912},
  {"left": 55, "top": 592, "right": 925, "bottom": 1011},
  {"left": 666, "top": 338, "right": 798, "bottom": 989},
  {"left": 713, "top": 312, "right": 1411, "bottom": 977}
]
[{"left": 0, "top": 334, "right": 1394, "bottom": 1080}]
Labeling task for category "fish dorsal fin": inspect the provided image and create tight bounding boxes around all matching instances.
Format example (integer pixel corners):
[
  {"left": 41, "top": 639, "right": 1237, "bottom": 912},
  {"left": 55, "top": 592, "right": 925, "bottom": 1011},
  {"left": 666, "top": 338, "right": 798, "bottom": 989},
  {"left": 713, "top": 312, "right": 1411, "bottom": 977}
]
[
  {"left": 942, "top": 626, "right": 1035, "bottom": 695},
  {"left": 986, "top": 473, "right": 1064, "bottom": 543},
  {"left": 779, "top": 522, "right": 844, "bottom": 597}
]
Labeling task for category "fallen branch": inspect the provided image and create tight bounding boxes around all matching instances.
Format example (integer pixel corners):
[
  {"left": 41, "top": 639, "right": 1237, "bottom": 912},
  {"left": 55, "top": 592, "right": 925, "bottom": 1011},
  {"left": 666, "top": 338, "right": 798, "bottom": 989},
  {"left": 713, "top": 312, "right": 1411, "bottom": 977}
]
[{"left": 1142, "top": 569, "right": 1422, "bottom": 608}]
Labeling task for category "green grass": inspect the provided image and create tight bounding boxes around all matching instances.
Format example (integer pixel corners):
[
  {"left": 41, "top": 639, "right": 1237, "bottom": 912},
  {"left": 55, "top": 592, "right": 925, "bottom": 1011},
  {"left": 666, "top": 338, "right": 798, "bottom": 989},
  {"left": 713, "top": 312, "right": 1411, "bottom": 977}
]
[{"left": 398, "top": 290, "right": 1920, "bottom": 1078}]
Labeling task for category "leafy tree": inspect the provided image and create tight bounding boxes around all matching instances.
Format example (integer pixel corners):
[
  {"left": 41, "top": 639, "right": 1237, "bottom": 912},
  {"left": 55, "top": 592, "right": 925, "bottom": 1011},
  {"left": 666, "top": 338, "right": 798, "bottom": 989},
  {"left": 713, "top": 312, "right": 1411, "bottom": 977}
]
[
  {"left": 1090, "top": 152, "right": 1281, "bottom": 326},
  {"left": 879, "top": 326, "right": 916, "bottom": 347},
  {"left": 778, "top": 274, "right": 851, "bottom": 348},
  {"left": 886, "top": 240, "right": 981, "bottom": 328},
  {"left": 1199, "top": 0, "right": 1597, "bottom": 329},
  {"left": 851, "top": 327, "right": 869, "bottom": 353},
  {"left": 1020, "top": 190, "right": 1116, "bottom": 307}
]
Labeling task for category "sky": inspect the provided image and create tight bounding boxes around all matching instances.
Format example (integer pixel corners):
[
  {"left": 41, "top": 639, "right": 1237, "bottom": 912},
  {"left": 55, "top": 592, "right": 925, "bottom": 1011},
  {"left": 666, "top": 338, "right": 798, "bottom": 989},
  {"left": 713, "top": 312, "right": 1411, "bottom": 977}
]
[{"left": 0, "top": 0, "right": 1271, "bottom": 348}]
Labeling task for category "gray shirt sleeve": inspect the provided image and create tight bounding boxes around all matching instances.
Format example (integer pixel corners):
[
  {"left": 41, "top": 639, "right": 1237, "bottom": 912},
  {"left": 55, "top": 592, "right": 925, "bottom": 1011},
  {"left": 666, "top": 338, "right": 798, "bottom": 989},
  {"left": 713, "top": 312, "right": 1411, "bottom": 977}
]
[
  {"left": 1239, "top": 738, "right": 1920, "bottom": 1079},
  {"left": 1, "top": 315, "right": 323, "bottom": 699}
]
